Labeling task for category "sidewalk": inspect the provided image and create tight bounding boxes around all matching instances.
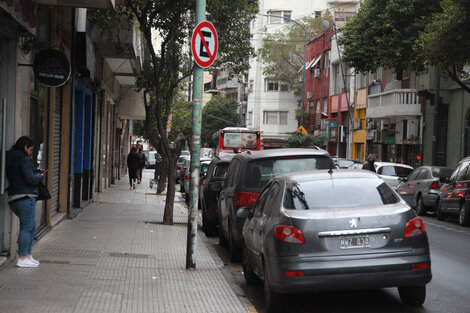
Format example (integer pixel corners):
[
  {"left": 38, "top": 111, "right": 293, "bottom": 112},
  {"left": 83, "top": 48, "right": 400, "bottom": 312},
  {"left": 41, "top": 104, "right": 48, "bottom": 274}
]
[{"left": 0, "top": 170, "right": 250, "bottom": 313}]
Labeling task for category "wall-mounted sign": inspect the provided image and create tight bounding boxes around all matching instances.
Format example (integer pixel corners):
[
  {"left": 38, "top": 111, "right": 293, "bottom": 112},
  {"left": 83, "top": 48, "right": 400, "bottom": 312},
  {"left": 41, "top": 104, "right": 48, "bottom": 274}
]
[{"left": 33, "top": 49, "right": 71, "bottom": 87}]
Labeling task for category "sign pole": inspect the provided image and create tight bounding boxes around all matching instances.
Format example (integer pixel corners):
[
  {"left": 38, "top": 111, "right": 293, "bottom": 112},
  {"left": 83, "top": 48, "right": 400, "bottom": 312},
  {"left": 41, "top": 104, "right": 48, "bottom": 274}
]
[{"left": 186, "top": 0, "right": 206, "bottom": 269}]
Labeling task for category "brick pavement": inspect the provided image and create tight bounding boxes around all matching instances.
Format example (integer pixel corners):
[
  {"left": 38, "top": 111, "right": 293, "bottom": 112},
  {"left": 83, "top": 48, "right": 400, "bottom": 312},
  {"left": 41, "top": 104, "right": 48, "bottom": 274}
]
[{"left": 0, "top": 170, "right": 251, "bottom": 313}]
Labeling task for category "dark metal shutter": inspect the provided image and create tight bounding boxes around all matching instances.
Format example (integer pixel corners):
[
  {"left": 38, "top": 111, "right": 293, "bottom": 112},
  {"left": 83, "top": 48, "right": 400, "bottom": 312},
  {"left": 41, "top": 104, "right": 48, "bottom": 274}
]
[{"left": 51, "top": 88, "right": 62, "bottom": 216}]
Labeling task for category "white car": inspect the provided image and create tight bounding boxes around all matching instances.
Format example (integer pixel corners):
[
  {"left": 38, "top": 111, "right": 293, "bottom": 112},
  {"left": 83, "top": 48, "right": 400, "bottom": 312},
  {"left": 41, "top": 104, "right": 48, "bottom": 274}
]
[
  {"left": 373, "top": 162, "right": 414, "bottom": 189},
  {"left": 183, "top": 158, "right": 212, "bottom": 200}
]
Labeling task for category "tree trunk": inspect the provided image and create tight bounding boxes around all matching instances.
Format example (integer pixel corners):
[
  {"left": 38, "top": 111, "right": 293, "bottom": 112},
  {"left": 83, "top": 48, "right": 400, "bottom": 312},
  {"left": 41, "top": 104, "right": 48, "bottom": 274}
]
[
  {"left": 162, "top": 154, "right": 178, "bottom": 225},
  {"left": 157, "top": 154, "right": 168, "bottom": 194}
]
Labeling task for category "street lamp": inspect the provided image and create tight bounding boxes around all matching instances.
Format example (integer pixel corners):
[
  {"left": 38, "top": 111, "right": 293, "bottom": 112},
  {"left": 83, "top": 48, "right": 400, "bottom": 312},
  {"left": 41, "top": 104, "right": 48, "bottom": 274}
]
[{"left": 258, "top": 13, "right": 307, "bottom": 127}]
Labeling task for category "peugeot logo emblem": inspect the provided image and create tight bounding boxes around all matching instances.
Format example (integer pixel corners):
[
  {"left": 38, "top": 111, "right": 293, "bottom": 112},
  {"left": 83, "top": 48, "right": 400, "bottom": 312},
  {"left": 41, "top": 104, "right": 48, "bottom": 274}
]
[{"left": 349, "top": 218, "right": 358, "bottom": 228}]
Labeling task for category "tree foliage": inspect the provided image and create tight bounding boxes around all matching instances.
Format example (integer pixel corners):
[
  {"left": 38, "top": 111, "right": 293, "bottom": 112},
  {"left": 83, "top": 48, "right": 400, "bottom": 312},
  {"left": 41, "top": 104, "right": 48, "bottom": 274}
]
[
  {"left": 257, "top": 15, "right": 332, "bottom": 98},
  {"left": 201, "top": 96, "right": 239, "bottom": 146},
  {"left": 168, "top": 100, "right": 192, "bottom": 145},
  {"left": 287, "top": 132, "right": 327, "bottom": 148},
  {"left": 338, "top": 0, "right": 440, "bottom": 79},
  {"left": 417, "top": 0, "right": 470, "bottom": 92}
]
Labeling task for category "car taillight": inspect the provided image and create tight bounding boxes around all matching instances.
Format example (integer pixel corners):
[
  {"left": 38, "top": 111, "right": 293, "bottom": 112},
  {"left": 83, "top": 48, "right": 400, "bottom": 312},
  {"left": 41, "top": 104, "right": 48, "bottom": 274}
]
[
  {"left": 185, "top": 175, "right": 190, "bottom": 181},
  {"left": 429, "top": 181, "right": 440, "bottom": 190},
  {"left": 176, "top": 165, "right": 180, "bottom": 169},
  {"left": 404, "top": 217, "right": 425, "bottom": 238},
  {"left": 199, "top": 178, "right": 204, "bottom": 184},
  {"left": 182, "top": 168, "right": 186, "bottom": 173},
  {"left": 274, "top": 225, "right": 305, "bottom": 244},
  {"left": 234, "top": 192, "right": 259, "bottom": 207}
]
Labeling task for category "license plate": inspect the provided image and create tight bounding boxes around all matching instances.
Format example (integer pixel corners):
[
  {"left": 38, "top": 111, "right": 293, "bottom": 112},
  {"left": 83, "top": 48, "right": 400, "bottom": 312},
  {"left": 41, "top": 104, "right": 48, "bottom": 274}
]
[{"left": 339, "top": 235, "right": 370, "bottom": 249}]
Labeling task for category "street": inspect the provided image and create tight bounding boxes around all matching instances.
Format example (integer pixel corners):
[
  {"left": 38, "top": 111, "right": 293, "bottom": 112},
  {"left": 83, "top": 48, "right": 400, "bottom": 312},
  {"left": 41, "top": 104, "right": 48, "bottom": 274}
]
[{"left": 207, "top": 215, "right": 470, "bottom": 313}]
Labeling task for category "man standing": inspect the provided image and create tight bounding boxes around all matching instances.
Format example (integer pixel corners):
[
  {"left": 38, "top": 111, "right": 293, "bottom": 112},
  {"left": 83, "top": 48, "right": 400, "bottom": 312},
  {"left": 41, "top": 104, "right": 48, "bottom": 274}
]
[
  {"left": 138, "top": 147, "right": 146, "bottom": 184},
  {"left": 362, "top": 154, "right": 376, "bottom": 172}
]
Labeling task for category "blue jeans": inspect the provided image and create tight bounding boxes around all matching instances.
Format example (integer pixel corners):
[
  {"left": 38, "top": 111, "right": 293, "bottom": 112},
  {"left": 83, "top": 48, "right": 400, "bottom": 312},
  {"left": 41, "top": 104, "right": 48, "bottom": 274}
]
[{"left": 10, "top": 197, "right": 37, "bottom": 256}]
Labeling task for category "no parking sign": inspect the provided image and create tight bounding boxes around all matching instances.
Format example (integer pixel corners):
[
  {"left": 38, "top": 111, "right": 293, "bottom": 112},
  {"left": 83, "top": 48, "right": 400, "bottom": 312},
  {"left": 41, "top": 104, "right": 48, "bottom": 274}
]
[{"left": 191, "top": 21, "right": 218, "bottom": 68}]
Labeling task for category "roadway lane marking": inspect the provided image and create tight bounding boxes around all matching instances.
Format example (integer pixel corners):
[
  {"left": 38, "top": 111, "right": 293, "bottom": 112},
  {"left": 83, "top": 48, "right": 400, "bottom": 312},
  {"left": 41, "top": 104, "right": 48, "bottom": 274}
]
[{"left": 425, "top": 220, "right": 470, "bottom": 235}]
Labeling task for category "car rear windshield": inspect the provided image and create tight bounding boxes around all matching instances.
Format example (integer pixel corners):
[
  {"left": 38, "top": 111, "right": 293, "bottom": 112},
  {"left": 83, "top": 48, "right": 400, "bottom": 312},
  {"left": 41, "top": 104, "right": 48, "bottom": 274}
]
[
  {"left": 432, "top": 167, "right": 453, "bottom": 178},
  {"left": 381, "top": 166, "right": 413, "bottom": 177},
  {"left": 215, "top": 163, "right": 229, "bottom": 178},
  {"left": 244, "top": 156, "right": 332, "bottom": 189},
  {"left": 283, "top": 177, "right": 400, "bottom": 210},
  {"left": 177, "top": 157, "right": 187, "bottom": 163}
]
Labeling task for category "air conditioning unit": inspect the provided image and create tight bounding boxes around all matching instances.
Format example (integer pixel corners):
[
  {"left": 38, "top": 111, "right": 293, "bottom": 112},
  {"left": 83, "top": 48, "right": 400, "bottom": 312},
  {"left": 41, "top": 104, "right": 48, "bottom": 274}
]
[
  {"left": 307, "top": 91, "right": 313, "bottom": 99},
  {"left": 373, "top": 130, "right": 383, "bottom": 142},
  {"left": 313, "top": 69, "right": 321, "bottom": 78},
  {"left": 352, "top": 118, "right": 361, "bottom": 130}
]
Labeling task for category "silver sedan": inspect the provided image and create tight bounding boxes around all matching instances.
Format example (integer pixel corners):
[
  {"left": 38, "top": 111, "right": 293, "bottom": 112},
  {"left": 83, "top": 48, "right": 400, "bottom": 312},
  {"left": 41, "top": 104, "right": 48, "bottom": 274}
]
[{"left": 240, "top": 170, "right": 432, "bottom": 313}]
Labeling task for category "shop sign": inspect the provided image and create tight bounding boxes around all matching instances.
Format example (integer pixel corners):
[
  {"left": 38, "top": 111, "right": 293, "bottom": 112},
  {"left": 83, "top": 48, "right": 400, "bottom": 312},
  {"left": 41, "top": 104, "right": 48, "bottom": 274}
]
[
  {"left": 384, "top": 136, "right": 395, "bottom": 145},
  {"left": 33, "top": 49, "right": 71, "bottom": 87}
]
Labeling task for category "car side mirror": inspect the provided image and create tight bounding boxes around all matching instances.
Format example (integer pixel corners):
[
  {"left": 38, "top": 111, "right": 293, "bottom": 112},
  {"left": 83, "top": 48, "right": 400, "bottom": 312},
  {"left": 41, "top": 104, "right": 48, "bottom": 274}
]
[
  {"left": 236, "top": 206, "right": 253, "bottom": 219},
  {"left": 439, "top": 176, "right": 449, "bottom": 184},
  {"left": 398, "top": 177, "right": 407, "bottom": 182}
]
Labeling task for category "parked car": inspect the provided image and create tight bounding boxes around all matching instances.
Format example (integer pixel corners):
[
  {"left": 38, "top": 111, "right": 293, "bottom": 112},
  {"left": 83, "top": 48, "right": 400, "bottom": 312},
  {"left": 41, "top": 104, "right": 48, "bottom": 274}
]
[
  {"left": 397, "top": 166, "right": 454, "bottom": 216},
  {"left": 240, "top": 170, "right": 432, "bottom": 313},
  {"left": 333, "top": 157, "right": 362, "bottom": 169},
  {"left": 179, "top": 158, "right": 191, "bottom": 192},
  {"left": 177, "top": 155, "right": 190, "bottom": 184},
  {"left": 199, "top": 154, "right": 235, "bottom": 236},
  {"left": 183, "top": 158, "right": 211, "bottom": 201},
  {"left": 374, "top": 162, "right": 414, "bottom": 189},
  {"left": 217, "top": 148, "right": 334, "bottom": 261},
  {"left": 437, "top": 157, "right": 470, "bottom": 225}
]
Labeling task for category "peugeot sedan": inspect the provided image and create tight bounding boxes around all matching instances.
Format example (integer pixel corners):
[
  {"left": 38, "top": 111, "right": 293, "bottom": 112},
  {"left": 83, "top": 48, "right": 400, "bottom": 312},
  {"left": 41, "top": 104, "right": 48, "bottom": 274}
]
[{"left": 240, "top": 170, "right": 432, "bottom": 313}]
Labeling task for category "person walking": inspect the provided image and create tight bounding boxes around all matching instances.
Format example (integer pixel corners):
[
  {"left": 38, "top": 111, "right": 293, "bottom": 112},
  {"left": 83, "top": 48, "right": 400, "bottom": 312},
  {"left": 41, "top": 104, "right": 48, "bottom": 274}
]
[
  {"left": 6, "top": 136, "right": 45, "bottom": 268},
  {"left": 127, "top": 147, "right": 140, "bottom": 189},
  {"left": 362, "top": 154, "right": 377, "bottom": 172},
  {"left": 137, "top": 147, "right": 146, "bottom": 184}
]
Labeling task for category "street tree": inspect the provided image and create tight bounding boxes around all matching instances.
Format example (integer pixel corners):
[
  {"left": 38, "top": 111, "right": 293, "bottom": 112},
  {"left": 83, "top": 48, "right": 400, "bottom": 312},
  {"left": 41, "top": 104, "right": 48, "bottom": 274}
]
[
  {"left": 201, "top": 95, "right": 239, "bottom": 146},
  {"left": 118, "top": 0, "right": 258, "bottom": 224},
  {"left": 417, "top": 0, "right": 470, "bottom": 93},
  {"left": 338, "top": 0, "right": 441, "bottom": 79},
  {"left": 287, "top": 132, "right": 327, "bottom": 149},
  {"left": 257, "top": 15, "right": 332, "bottom": 99}
]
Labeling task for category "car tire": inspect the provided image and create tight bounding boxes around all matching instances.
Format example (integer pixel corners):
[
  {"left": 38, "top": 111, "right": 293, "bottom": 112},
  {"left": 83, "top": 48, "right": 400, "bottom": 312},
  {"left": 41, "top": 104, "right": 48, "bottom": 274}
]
[
  {"left": 398, "top": 285, "right": 426, "bottom": 306},
  {"left": 458, "top": 202, "right": 470, "bottom": 226},
  {"left": 242, "top": 245, "right": 261, "bottom": 285},
  {"left": 218, "top": 225, "right": 228, "bottom": 247},
  {"left": 202, "top": 210, "right": 217, "bottom": 237},
  {"left": 228, "top": 226, "right": 241, "bottom": 262},
  {"left": 264, "top": 266, "right": 286, "bottom": 313},
  {"left": 415, "top": 195, "right": 427, "bottom": 216},
  {"left": 436, "top": 201, "right": 445, "bottom": 221}
]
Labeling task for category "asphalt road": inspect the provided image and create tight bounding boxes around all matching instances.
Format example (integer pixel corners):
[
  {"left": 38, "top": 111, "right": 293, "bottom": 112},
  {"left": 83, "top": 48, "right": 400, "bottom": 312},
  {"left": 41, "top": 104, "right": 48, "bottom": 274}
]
[{"left": 206, "top": 215, "right": 470, "bottom": 313}]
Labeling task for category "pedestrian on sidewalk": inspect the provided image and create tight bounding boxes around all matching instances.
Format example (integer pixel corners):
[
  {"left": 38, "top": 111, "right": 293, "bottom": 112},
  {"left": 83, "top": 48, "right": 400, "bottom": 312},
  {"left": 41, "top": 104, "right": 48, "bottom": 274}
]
[
  {"left": 5, "top": 136, "right": 45, "bottom": 268},
  {"left": 127, "top": 146, "right": 140, "bottom": 189},
  {"left": 137, "top": 147, "right": 146, "bottom": 184},
  {"left": 362, "top": 154, "right": 377, "bottom": 172}
]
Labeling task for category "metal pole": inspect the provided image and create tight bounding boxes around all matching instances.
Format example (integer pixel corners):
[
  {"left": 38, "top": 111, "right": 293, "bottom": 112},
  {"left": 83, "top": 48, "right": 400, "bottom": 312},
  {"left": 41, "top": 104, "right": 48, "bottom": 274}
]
[
  {"left": 432, "top": 66, "right": 440, "bottom": 166},
  {"left": 258, "top": 13, "right": 307, "bottom": 127},
  {"left": 186, "top": 0, "right": 205, "bottom": 269}
]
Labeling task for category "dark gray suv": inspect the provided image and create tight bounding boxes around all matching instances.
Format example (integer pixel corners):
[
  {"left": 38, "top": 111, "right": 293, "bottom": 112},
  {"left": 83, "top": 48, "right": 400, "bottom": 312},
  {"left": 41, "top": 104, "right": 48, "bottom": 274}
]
[{"left": 217, "top": 148, "right": 333, "bottom": 261}]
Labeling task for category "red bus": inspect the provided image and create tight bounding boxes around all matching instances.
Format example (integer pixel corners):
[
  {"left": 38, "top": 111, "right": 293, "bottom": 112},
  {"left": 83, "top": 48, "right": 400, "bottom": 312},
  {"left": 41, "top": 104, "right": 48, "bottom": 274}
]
[{"left": 212, "top": 127, "right": 261, "bottom": 155}]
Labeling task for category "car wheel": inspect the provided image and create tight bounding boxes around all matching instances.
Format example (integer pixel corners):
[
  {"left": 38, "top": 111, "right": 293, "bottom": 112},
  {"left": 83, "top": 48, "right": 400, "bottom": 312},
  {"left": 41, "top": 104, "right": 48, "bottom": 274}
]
[
  {"left": 242, "top": 245, "right": 261, "bottom": 285},
  {"left": 398, "top": 285, "right": 426, "bottom": 306},
  {"left": 436, "top": 201, "right": 445, "bottom": 221},
  {"left": 415, "top": 195, "right": 426, "bottom": 216},
  {"left": 202, "top": 210, "right": 217, "bottom": 237},
  {"left": 228, "top": 226, "right": 241, "bottom": 262},
  {"left": 264, "top": 266, "right": 286, "bottom": 313},
  {"left": 458, "top": 202, "right": 470, "bottom": 226},
  {"left": 218, "top": 225, "right": 228, "bottom": 247}
]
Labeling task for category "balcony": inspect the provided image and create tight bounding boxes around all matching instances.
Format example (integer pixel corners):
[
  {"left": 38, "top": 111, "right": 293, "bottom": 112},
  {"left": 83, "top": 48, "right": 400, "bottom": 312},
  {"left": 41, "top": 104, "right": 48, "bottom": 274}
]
[
  {"left": 367, "top": 89, "right": 420, "bottom": 119},
  {"left": 216, "top": 77, "right": 238, "bottom": 91}
]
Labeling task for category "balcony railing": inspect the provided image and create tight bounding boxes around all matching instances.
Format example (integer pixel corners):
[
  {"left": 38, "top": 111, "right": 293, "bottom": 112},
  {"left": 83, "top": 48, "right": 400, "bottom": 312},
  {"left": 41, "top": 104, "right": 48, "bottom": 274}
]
[{"left": 367, "top": 89, "right": 420, "bottom": 118}]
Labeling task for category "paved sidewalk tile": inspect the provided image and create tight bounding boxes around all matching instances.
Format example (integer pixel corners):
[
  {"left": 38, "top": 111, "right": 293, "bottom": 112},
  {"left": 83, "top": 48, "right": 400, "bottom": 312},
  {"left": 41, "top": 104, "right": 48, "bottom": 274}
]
[{"left": 0, "top": 170, "right": 249, "bottom": 313}]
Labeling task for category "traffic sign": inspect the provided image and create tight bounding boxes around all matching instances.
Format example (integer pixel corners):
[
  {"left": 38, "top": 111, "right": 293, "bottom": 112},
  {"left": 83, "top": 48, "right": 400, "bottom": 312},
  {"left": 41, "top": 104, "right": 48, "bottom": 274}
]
[
  {"left": 296, "top": 126, "right": 307, "bottom": 135},
  {"left": 191, "top": 21, "right": 218, "bottom": 68}
]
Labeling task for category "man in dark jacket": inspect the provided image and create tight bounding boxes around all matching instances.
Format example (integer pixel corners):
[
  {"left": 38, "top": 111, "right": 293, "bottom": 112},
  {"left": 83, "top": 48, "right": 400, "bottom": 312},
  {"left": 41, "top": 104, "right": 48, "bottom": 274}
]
[
  {"left": 362, "top": 154, "right": 376, "bottom": 172},
  {"left": 137, "top": 148, "right": 146, "bottom": 184}
]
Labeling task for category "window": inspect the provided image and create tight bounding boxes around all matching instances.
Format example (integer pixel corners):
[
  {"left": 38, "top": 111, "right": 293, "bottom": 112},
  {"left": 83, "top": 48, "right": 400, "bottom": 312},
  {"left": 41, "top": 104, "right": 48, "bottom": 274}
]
[
  {"left": 316, "top": 99, "right": 321, "bottom": 114},
  {"left": 324, "top": 51, "right": 330, "bottom": 69},
  {"left": 334, "top": 11, "right": 356, "bottom": 22},
  {"left": 266, "top": 79, "right": 288, "bottom": 92},
  {"left": 268, "top": 10, "right": 292, "bottom": 24},
  {"left": 456, "top": 161, "right": 470, "bottom": 181},
  {"left": 416, "top": 169, "right": 429, "bottom": 180},
  {"left": 323, "top": 98, "right": 328, "bottom": 113},
  {"left": 407, "top": 169, "right": 421, "bottom": 182},
  {"left": 263, "top": 111, "right": 288, "bottom": 125},
  {"left": 314, "top": 11, "right": 322, "bottom": 18},
  {"left": 247, "top": 111, "right": 253, "bottom": 126}
]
